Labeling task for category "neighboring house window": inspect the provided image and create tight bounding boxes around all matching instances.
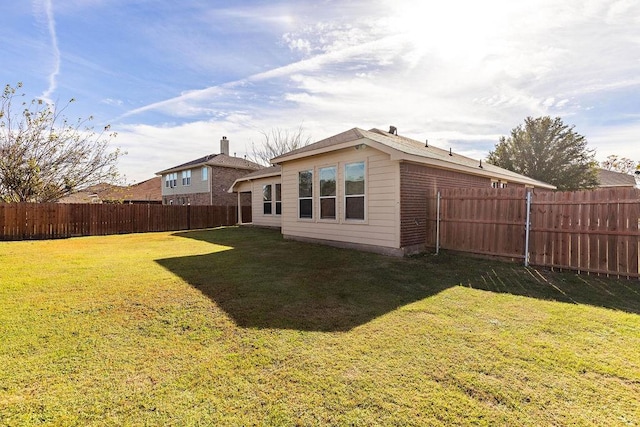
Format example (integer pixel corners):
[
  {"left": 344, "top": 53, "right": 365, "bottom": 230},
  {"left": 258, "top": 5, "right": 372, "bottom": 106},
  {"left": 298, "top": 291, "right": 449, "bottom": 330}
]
[
  {"left": 263, "top": 184, "right": 272, "bottom": 215},
  {"left": 319, "top": 166, "right": 336, "bottom": 220},
  {"left": 275, "top": 183, "right": 282, "bottom": 215},
  {"left": 345, "top": 161, "right": 365, "bottom": 220},
  {"left": 182, "top": 170, "right": 191, "bottom": 186},
  {"left": 299, "top": 170, "right": 313, "bottom": 219},
  {"left": 491, "top": 179, "right": 508, "bottom": 188},
  {"left": 202, "top": 166, "right": 208, "bottom": 181},
  {"left": 166, "top": 173, "right": 177, "bottom": 188}
]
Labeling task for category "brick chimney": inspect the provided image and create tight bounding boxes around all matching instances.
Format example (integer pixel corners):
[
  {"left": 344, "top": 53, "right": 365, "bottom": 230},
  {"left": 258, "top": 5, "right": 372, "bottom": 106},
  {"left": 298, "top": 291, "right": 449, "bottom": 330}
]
[{"left": 220, "top": 136, "right": 229, "bottom": 156}]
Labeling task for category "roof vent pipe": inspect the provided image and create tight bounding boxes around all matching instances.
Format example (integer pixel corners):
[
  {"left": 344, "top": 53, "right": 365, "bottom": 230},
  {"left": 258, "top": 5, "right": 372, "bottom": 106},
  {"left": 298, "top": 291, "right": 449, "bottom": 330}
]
[
  {"left": 479, "top": 159, "right": 483, "bottom": 169},
  {"left": 449, "top": 148, "right": 453, "bottom": 156},
  {"left": 425, "top": 139, "right": 428, "bottom": 147},
  {"left": 389, "top": 125, "right": 397, "bottom": 135},
  {"left": 220, "top": 136, "right": 229, "bottom": 156}
]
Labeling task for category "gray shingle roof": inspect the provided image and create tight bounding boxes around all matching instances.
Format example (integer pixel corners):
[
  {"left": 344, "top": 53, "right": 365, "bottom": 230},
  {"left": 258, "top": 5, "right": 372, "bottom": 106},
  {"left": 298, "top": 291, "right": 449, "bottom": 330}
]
[
  {"left": 157, "top": 154, "right": 262, "bottom": 175},
  {"left": 272, "top": 127, "right": 556, "bottom": 189},
  {"left": 597, "top": 169, "right": 637, "bottom": 188}
]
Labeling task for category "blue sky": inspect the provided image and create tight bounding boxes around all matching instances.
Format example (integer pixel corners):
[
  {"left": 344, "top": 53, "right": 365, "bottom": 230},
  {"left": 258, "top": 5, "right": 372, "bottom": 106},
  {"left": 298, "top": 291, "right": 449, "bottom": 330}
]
[{"left": 2, "top": 0, "right": 639, "bottom": 183}]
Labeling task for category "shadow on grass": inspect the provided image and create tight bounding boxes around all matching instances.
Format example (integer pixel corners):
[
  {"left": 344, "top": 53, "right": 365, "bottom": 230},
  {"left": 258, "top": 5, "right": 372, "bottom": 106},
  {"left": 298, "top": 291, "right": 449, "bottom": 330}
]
[{"left": 156, "top": 228, "right": 640, "bottom": 332}]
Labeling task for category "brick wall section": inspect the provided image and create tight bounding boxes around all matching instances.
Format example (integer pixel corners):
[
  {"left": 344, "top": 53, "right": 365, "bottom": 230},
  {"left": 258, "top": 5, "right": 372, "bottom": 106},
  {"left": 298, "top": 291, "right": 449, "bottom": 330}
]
[
  {"left": 399, "top": 162, "right": 525, "bottom": 248},
  {"left": 163, "top": 167, "right": 256, "bottom": 206}
]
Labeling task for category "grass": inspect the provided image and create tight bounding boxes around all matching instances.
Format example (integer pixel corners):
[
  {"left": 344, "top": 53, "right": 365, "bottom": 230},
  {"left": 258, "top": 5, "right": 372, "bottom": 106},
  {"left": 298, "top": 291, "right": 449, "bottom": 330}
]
[{"left": 0, "top": 227, "right": 639, "bottom": 426}]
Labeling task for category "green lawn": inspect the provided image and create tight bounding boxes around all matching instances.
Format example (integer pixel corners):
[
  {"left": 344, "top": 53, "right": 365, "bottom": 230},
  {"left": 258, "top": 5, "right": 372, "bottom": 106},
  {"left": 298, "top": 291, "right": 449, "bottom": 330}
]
[{"left": 1, "top": 227, "right": 639, "bottom": 426}]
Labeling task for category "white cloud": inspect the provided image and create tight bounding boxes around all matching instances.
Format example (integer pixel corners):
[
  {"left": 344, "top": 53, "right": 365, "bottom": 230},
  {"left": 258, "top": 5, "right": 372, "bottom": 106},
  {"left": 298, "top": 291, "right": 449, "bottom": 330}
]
[
  {"left": 101, "top": 98, "right": 123, "bottom": 106},
  {"left": 33, "top": 0, "right": 60, "bottom": 103},
  {"left": 588, "top": 122, "right": 640, "bottom": 162},
  {"left": 105, "top": 0, "right": 640, "bottom": 181}
]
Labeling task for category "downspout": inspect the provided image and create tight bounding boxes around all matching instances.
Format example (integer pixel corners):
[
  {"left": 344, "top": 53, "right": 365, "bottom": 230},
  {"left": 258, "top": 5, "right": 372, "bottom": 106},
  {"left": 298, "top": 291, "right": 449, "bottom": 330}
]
[
  {"left": 209, "top": 166, "right": 213, "bottom": 205},
  {"left": 524, "top": 190, "right": 532, "bottom": 266},
  {"left": 436, "top": 191, "right": 441, "bottom": 255}
]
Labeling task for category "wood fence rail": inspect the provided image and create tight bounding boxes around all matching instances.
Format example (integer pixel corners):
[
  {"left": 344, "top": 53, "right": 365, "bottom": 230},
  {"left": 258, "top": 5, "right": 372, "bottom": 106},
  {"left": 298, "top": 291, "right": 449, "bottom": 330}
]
[
  {"left": 0, "top": 203, "right": 240, "bottom": 240},
  {"left": 426, "top": 187, "right": 640, "bottom": 278}
]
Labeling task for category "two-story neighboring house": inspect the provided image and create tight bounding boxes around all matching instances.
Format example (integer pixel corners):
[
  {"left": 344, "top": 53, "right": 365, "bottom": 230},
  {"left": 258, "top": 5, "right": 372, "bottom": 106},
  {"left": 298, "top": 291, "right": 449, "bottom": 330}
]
[{"left": 157, "top": 136, "right": 262, "bottom": 206}]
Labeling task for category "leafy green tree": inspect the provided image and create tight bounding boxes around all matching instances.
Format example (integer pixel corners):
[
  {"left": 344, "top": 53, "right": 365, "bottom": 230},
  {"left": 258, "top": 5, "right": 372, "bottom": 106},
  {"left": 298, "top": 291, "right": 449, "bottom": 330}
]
[
  {"left": 0, "top": 83, "right": 122, "bottom": 202},
  {"left": 487, "top": 116, "right": 599, "bottom": 190},
  {"left": 600, "top": 155, "right": 639, "bottom": 175}
]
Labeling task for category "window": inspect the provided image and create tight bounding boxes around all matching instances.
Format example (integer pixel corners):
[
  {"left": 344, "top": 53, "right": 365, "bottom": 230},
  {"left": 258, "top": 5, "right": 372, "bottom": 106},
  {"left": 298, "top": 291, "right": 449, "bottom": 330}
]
[
  {"left": 491, "top": 179, "right": 507, "bottom": 188},
  {"left": 275, "top": 183, "right": 282, "bottom": 215},
  {"left": 165, "top": 173, "right": 177, "bottom": 188},
  {"left": 182, "top": 170, "right": 191, "bottom": 186},
  {"left": 345, "top": 162, "right": 365, "bottom": 220},
  {"left": 263, "top": 184, "right": 272, "bottom": 215},
  {"left": 202, "top": 166, "right": 208, "bottom": 181},
  {"left": 298, "top": 170, "right": 313, "bottom": 219},
  {"left": 319, "top": 166, "right": 336, "bottom": 219}
]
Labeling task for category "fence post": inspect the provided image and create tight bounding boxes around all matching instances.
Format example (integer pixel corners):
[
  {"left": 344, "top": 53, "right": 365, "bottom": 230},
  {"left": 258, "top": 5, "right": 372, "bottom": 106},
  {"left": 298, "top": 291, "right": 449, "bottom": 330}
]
[
  {"left": 436, "top": 191, "right": 441, "bottom": 255},
  {"left": 524, "top": 190, "right": 532, "bottom": 266}
]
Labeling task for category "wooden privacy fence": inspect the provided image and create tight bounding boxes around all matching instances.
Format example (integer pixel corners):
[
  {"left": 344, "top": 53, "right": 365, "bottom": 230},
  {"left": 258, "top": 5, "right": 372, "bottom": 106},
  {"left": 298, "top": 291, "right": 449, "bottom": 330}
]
[
  {"left": 0, "top": 203, "right": 239, "bottom": 240},
  {"left": 426, "top": 187, "right": 640, "bottom": 278}
]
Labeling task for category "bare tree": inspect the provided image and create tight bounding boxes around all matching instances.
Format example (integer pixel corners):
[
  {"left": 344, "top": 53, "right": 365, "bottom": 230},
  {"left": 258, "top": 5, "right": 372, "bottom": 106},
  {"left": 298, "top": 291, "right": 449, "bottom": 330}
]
[
  {"left": 0, "top": 83, "right": 123, "bottom": 202},
  {"left": 247, "top": 124, "right": 312, "bottom": 165},
  {"left": 600, "top": 154, "right": 639, "bottom": 175}
]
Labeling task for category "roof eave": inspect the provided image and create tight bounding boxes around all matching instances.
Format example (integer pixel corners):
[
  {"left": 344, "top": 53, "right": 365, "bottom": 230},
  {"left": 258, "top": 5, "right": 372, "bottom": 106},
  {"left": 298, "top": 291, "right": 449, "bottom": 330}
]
[
  {"left": 228, "top": 170, "right": 282, "bottom": 193},
  {"left": 397, "top": 154, "right": 556, "bottom": 189},
  {"left": 271, "top": 137, "right": 374, "bottom": 164},
  {"left": 156, "top": 162, "right": 208, "bottom": 176}
]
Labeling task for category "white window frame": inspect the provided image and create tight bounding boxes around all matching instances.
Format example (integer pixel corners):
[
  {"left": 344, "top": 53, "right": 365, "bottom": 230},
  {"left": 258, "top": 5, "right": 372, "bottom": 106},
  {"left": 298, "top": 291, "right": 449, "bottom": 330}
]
[
  {"left": 166, "top": 173, "right": 177, "bottom": 188},
  {"left": 491, "top": 179, "right": 508, "bottom": 188},
  {"left": 344, "top": 161, "right": 366, "bottom": 222},
  {"left": 263, "top": 184, "right": 273, "bottom": 215},
  {"left": 182, "top": 170, "right": 191, "bottom": 186},
  {"left": 275, "top": 183, "right": 282, "bottom": 216},
  {"left": 298, "top": 170, "right": 313, "bottom": 220},
  {"left": 319, "top": 165, "right": 337, "bottom": 221}
]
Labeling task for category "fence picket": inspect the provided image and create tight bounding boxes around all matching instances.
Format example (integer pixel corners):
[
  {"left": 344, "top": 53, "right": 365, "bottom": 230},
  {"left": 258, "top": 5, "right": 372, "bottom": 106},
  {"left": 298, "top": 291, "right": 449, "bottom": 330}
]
[
  {"left": 429, "top": 187, "right": 639, "bottom": 278},
  {"left": 0, "top": 203, "right": 238, "bottom": 241}
]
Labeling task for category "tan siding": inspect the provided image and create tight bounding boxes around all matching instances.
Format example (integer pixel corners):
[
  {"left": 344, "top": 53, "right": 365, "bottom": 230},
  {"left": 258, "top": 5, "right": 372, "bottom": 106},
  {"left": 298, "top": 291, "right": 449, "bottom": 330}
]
[
  {"left": 161, "top": 167, "right": 208, "bottom": 196},
  {"left": 247, "top": 177, "right": 282, "bottom": 228},
  {"left": 234, "top": 181, "right": 252, "bottom": 192},
  {"left": 281, "top": 146, "right": 399, "bottom": 249}
]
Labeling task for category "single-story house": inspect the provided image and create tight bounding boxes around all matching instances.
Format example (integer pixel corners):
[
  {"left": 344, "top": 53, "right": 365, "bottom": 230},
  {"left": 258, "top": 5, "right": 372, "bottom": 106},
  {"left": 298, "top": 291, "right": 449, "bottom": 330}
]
[
  {"left": 596, "top": 168, "right": 639, "bottom": 189},
  {"left": 157, "top": 136, "right": 263, "bottom": 206},
  {"left": 229, "top": 127, "right": 555, "bottom": 256},
  {"left": 58, "top": 177, "right": 162, "bottom": 204},
  {"left": 229, "top": 165, "right": 282, "bottom": 227}
]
